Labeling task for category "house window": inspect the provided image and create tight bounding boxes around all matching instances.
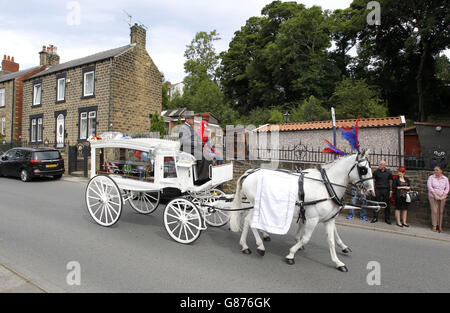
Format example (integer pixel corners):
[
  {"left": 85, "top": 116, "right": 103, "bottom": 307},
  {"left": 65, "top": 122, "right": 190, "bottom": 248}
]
[
  {"left": 1, "top": 118, "right": 5, "bottom": 136},
  {"left": 0, "top": 89, "right": 5, "bottom": 107},
  {"left": 31, "top": 119, "right": 37, "bottom": 142},
  {"left": 80, "top": 112, "right": 88, "bottom": 140},
  {"left": 33, "top": 84, "right": 42, "bottom": 106},
  {"left": 83, "top": 71, "right": 94, "bottom": 97},
  {"left": 37, "top": 118, "right": 43, "bottom": 142},
  {"left": 88, "top": 111, "right": 96, "bottom": 138},
  {"left": 57, "top": 78, "right": 65, "bottom": 101},
  {"left": 79, "top": 108, "right": 97, "bottom": 140},
  {"left": 30, "top": 116, "right": 43, "bottom": 143}
]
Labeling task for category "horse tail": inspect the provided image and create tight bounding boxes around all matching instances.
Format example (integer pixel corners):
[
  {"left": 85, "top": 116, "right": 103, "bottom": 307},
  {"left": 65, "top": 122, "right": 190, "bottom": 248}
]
[{"left": 229, "top": 170, "right": 252, "bottom": 232}]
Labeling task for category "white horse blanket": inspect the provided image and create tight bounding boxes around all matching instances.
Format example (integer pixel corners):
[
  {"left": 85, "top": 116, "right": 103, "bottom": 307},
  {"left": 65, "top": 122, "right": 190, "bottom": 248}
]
[{"left": 251, "top": 170, "right": 299, "bottom": 235}]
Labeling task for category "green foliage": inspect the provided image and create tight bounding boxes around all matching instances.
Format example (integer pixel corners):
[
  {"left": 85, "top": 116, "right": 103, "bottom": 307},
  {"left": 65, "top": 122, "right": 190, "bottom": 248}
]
[
  {"left": 291, "top": 96, "right": 330, "bottom": 122},
  {"left": 268, "top": 109, "right": 284, "bottom": 124},
  {"left": 435, "top": 55, "right": 450, "bottom": 81},
  {"left": 150, "top": 111, "right": 167, "bottom": 139},
  {"left": 162, "top": 81, "right": 170, "bottom": 110},
  {"left": 330, "top": 78, "right": 388, "bottom": 119}
]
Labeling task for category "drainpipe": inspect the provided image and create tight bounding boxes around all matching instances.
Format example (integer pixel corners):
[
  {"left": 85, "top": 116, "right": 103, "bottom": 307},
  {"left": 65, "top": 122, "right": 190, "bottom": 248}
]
[
  {"left": 11, "top": 79, "right": 15, "bottom": 143},
  {"left": 108, "top": 57, "right": 113, "bottom": 132}
]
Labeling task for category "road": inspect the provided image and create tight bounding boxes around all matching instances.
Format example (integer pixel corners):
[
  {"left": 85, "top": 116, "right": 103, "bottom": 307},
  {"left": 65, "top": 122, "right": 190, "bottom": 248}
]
[{"left": 0, "top": 176, "right": 449, "bottom": 293}]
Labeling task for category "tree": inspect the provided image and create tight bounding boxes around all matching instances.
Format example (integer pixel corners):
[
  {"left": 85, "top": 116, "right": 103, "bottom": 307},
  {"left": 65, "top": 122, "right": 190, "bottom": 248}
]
[
  {"left": 330, "top": 78, "right": 388, "bottom": 119},
  {"left": 291, "top": 96, "right": 330, "bottom": 122},
  {"left": 150, "top": 111, "right": 167, "bottom": 139},
  {"left": 268, "top": 109, "right": 284, "bottom": 124},
  {"left": 351, "top": 0, "right": 450, "bottom": 121}
]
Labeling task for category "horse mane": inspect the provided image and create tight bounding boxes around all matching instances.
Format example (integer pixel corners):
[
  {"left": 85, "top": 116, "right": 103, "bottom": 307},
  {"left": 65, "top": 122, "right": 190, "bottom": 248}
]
[{"left": 321, "top": 154, "right": 356, "bottom": 170}]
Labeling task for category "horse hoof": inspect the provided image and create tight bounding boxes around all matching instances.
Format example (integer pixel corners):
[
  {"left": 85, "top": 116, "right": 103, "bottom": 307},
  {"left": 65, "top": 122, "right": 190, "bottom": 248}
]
[
  {"left": 337, "top": 266, "right": 348, "bottom": 272},
  {"left": 242, "top": 249, "right": 252, "bottom": 255},
  {"left": 285, "top": 258, "right": 295, "bottom": 265},
  {"left": 342, "top": 247, "right": 352, "bottom": 254},
  {"left": 263, "top": 236, "right": 271, "bottom": 242},
  {"left": 257, "top": 249, "right": 265, "bottom": 256}
]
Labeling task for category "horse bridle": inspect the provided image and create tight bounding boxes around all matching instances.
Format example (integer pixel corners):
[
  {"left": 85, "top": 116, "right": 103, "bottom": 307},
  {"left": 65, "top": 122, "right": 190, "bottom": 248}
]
[{"left": 349, "top": 155, "right": 373, "bottom": 189}]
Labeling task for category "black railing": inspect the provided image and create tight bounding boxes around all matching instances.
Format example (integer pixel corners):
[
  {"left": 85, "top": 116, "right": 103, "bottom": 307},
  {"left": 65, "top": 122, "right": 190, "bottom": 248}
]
[{"left": 247, "top": 145, "right": 435, "bottom": 170}]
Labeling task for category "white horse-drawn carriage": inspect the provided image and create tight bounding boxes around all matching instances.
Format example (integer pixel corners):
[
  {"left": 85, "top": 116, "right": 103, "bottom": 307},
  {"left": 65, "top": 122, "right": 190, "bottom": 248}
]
[{"left": 85, "top": 133, "right": 235, "bottom": 244}]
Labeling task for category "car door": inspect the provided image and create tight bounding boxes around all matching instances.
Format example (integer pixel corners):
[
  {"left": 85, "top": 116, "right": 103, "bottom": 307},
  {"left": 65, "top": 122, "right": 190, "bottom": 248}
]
[
  {"left": 10, "top": 149, "right": 26, "bottom": 177},
  {"left": 1, "top": 149, "right": 18, "bottom": 176}
]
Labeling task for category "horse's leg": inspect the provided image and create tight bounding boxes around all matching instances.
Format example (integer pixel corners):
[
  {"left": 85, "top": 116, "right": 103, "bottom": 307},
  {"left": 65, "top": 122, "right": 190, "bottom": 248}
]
[
  {"left": 285, "top": 218, "right": 319, "bottom": 265},
  {"left": 324, "top": 220, "right": 348, "bottom": 272},
  {"left": 239, "top": 211, "right": 252, "bottom": 254},
  {"left": 260, "top": 230, "right": 271, "bottom": 241},
  {"left": 251, "top": 228, "right": 266, "bottom": 256},
  {"left": 333, "top": 224, "right": 352, "bottom": 254},
  {"left": 294, "top": 222, "right": 306, "bottom": 250}
]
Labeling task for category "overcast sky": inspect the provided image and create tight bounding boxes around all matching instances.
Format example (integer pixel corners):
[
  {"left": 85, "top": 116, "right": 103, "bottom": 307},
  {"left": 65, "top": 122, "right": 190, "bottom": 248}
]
[{"left": 1, "top": 0, "right": 357, "bottom": 83}]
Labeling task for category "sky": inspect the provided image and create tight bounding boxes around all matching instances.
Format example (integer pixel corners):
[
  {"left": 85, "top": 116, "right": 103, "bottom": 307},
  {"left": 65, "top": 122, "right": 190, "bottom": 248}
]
[{"left": 0, "top": 0, "right": 357, "bottom": 83}]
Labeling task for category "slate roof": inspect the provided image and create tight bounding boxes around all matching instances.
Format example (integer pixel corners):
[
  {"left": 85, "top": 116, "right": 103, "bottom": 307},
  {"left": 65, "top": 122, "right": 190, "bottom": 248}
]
[
  {"left": 27, "top": 44, "right": 135, "bottom": 80},
  {"left": 0, "top": 66, "right": 42, "bottom": 83},
  {"left": 257, "top": 116, "right": 405, "bottom": 132}
]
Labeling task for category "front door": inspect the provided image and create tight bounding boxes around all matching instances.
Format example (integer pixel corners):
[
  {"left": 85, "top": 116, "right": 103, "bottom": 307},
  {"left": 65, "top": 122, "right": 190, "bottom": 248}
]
[{"left": 56, "top": 114, "right": 65, "bottom": 148}]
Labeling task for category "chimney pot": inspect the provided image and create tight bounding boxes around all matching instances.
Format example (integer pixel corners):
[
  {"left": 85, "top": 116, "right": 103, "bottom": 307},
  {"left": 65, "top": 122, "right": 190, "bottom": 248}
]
[
  {"left": 3, "top": 55, "right": 5, "bottom": 60},
  {"left": 7, "top": 56, "right": 10, "bottom": 61},
  {"left": 11, "top": 56, "right": 14, "bottom": 62}
]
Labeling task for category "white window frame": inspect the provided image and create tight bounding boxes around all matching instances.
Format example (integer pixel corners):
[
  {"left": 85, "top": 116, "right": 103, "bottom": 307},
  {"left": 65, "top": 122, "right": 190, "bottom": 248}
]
[
  {"left": 31, "top": 119, "right": 37, "bottom": 142},
  {"left": 1, "top": 118, "right": 5, "bottom": 136},
  {"left": 37, "top": 118, "right": 43, "bottom": 142},
  {"left": 83, "top": 71, "right": 95, "bottom": 97},
  {"left": 88, "top": 111, "right": 97, "bottom": 138},
  {"left": 57, "top": 78, "right": 65, "bottom": 101},
  {"left": 0, "top": 89, "right": 5, "bottom": 108},
  {"left": 33, "top": 84, "right": 42, "bottom": 106},
  {"left": 80, "top": 112, "right": 88, "bottom": 140}
]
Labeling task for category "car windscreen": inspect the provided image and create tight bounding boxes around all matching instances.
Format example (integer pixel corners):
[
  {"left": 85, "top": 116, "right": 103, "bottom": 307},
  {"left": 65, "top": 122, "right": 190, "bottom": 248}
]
[{"left": 33, "top": 151, "right": 61, "bottom": 160}]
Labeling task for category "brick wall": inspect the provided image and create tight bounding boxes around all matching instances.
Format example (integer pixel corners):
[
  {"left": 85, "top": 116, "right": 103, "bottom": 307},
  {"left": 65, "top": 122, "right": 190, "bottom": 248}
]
[
  {"left": 111, "top": 45, "right": 162, "bottom": 134},
  {"left": 222, "top": 161, "right": 449, "bottom": 228}
]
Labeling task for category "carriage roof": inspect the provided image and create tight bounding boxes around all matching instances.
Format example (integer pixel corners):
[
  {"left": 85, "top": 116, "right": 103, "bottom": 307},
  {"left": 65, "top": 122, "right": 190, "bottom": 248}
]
[{"left": 90, "top": 137, "right": 180, "bottom": 152}]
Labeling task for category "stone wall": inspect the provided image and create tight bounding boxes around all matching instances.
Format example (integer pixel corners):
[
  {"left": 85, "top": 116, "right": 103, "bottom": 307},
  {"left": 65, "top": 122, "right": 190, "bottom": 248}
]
[
  {"left": 0, "top": 80, "right": 13, "bottom": 142},
  {"left": 222, "top": 161, "right": 449, "bottom": 228}
]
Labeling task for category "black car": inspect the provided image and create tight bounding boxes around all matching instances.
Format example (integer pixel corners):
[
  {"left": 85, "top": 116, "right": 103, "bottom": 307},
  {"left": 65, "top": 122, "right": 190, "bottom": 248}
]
[{"left": 0, "top": 148, "right": 65, "bottom": 182}]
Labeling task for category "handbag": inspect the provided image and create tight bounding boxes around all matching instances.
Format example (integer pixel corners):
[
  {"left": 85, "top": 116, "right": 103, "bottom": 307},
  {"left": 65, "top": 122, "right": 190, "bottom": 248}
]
[{"left": 406, "top": 190, "right": 419, "bottom": 203}]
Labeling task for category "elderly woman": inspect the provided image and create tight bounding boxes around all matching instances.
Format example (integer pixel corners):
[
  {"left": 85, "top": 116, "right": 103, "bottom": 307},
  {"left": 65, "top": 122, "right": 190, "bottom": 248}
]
[
  {"left": 393, "top": 168, "right": 411, "bottom": 227},
  {"left": 427, "top": 166, "right": 449, "bottom": 233}
]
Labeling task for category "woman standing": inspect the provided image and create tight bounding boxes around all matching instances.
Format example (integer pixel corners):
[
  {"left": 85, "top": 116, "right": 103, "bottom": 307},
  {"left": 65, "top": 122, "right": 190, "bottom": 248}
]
[
  {"left": 427, "top": 166, "right": 449, "bottom": 233},
  {"left": 393, "top": 168, "right": 411, "bottom": 227}
]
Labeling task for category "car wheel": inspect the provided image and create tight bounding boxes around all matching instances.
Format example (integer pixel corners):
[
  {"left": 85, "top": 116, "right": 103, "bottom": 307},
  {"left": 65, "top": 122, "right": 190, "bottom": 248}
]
[
  {"left": 54, "top": 174, "right": 63, "bottom": 180},
  {"left": 20, "top": 169, "right": 31, "bottom": 182}
]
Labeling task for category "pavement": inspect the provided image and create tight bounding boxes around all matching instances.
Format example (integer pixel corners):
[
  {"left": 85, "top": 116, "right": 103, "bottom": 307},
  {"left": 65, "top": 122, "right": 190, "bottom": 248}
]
[{"left": 1, "top": 175, "right": 450, "bottom": 293}]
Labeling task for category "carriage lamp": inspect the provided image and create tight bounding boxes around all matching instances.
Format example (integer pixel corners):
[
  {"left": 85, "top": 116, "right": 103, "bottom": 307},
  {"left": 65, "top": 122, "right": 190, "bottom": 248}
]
[
  {"left": 283, "top": 112, "right": 291, "bottom": 123},
  {"left": 44, "top": 140, "right": 49, "bottom": 146},
  {"left": 436, "top": 126, "right": 442, "bottom": 132}
]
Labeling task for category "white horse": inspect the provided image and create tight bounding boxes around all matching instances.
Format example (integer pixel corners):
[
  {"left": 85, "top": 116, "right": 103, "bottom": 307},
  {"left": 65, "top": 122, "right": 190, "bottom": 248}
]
[{"left": 229, "top": 151, "right": 374, "bottom": 272}]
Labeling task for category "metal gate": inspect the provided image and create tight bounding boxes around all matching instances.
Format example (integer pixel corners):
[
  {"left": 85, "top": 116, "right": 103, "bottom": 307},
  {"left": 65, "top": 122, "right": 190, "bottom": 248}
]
[{"left": 68, "top": 144, "right": 91, "bottom": 177}]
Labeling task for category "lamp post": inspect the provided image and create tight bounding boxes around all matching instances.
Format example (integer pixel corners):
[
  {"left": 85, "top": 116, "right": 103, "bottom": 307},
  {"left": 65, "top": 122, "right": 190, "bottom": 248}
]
[{"left": 283, "top": 112, "right": 291, "bottom": 123}]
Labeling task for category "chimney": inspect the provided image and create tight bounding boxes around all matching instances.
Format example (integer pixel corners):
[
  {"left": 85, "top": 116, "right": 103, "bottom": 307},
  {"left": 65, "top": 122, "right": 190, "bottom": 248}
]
[
  {"left": 39, "top": 44, "right": 60, "bottom": 66},
  {"left": 130, "top": 23, "right": 147, "bottom": 50},
  {"left": 1, "top": 55, "right": 20, "bottom": 73}
]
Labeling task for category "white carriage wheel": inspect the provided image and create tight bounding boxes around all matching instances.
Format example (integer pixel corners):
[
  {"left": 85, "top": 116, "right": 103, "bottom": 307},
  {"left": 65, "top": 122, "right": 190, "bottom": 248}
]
[
  {"left": 85, "top": 175, "right": 123, "bottom": 227},
  {"left": 192, "top": 189, "right": 230, "bottom": 227},
  {"left": 164, "top": 198, "right": 202, "bottom": 244},
  {"left": 128, "top": 190, "right": 160, "bottom": 215}
]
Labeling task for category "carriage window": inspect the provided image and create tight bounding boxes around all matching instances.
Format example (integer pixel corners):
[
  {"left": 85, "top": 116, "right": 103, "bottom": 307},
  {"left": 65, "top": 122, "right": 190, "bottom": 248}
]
[
  {"left": 98, "top": 147, "right": 154, "bottom": 181},
  {"left": 163, "top": 156, "right": 177, "bottom": 178}
]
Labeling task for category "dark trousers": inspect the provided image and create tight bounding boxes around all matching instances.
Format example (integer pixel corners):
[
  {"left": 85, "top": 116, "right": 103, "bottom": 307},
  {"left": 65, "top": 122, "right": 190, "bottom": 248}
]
[{"left": 374, "top": 188, "right": 391, "bottom": 220}]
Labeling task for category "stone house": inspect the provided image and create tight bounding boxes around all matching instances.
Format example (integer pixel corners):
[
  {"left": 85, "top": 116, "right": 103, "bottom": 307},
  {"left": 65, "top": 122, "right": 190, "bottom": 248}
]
[
  {"left": 0, "top": 55, "right": 47, "bottom": 143},
  {"left": 21, "top": 24, "right": 162, "bottom": 149}
]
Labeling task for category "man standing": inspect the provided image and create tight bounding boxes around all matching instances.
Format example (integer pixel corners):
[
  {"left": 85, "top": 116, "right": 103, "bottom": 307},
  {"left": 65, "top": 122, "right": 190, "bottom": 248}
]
[{"left": 371, "top": 160, "right": 393, "bottom": 224}]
